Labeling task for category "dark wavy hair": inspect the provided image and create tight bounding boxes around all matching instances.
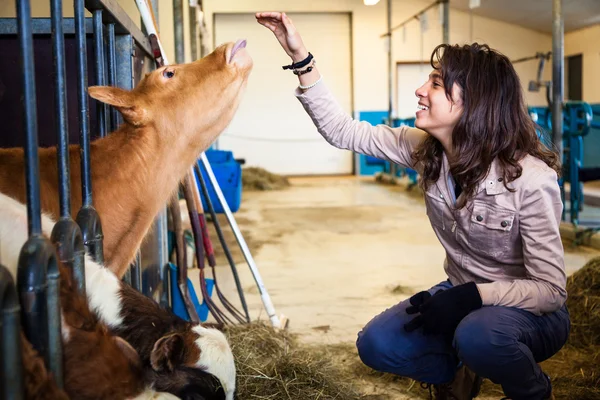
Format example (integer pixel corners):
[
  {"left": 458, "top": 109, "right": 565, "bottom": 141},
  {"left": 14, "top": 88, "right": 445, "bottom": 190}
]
[{"left": 411, "top": 43, "right": 561, "bottom": 208}]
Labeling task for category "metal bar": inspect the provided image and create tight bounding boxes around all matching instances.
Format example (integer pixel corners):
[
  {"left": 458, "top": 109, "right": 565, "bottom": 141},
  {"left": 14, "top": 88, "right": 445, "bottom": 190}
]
[
  {"left": 51, "top": 0, "right": 86, "bottom": 297},
  {"left": 75, "top": 0, "right": 105, "bottom": 264},
  {"left": 511, "top": 52, "right": 552, "bottom": 65},
  {"left": 552, "top": 0, "right": 564, "bottom": 157},
  {"left": 93, "top": 10, "right": 107, "bottom": 138},
  {"left": 17, "top": 0, "right": 42, "bottom": 237},
  {"left": 74, "top": 1, "right": 92, "bottom": 207},
  {"left": 387, "top": 0, "right": 392, "bottom": 126},
  {"left": 85, "top": 0, "right": 152, "bottom": 56},
  {"left": 441, "top": 0, "right": 449, "bottom": 44},
  {"left": 1, "top": 265, "right": 24, "bottom": 400},
  {"left": 16, "top": 0, "right": 63, "bottom": 385},
  {"left": 51, "top": 0, "right": 70, "bottom": 218},
  {"left": 114, "top": 34, "right": 133, "bottom": 128},
  {"left": 189, "top": 6, "right": 198, "bottom": 60},
  {"left": 0, "top": 17, "right": 93, "bottom": 34},
  {"left": 131, "top": 251, "right": 142, "bottom": 291},
  {"left": 386, "top": 0, "right": 397, "bottom": 178},
  {"left": 174, "top": 0, "right": 184, "bottom": 63},
  {"left": 107, "top": 23, "right": 119, "bottom": 132},
  {"left": 380, "top": 0, "right": 440, "bottom": 38}
]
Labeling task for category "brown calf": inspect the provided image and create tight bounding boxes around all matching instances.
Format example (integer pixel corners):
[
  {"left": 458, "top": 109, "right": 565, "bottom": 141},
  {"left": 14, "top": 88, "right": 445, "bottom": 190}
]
[
  {"left": 0, "top": 39, "right": 252, "bottom": 278},
  {"left": 0, "top": 192, "right": 234, "bottom": 400},
  {"left": 0, "top": 194, "right": 149, "bottom": 400},
  {"left": 20, "top": 332, "right": 70, "bottom": 400}
]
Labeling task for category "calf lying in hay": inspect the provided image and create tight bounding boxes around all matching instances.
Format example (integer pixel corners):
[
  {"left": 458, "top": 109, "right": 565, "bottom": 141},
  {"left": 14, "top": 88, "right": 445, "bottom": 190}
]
[{"left": 225, "top": 257, "right": 600, "bottom": 399}]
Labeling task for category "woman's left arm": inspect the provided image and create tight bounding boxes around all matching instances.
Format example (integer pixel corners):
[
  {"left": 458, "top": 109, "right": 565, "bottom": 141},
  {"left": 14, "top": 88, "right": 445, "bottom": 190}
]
[{"left": 476, "top": 170, "right": 568, "bottom": 316}]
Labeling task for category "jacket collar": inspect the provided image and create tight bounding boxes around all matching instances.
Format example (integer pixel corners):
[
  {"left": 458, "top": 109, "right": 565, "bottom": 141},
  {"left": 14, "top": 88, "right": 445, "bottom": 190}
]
[{"left": 436, "top": 153, "right": 508, "bottom": 199}]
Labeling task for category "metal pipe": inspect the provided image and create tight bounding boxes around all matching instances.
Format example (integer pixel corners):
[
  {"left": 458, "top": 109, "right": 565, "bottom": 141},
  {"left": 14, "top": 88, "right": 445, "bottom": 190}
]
[
  {"left": 194, "top": 163, "right": 250, "bottom": 323},
  {"left": 387, "top": 0, "right": 392, "bottom": 125},
  {"left": 198, "top": 154, "right": 281, "bottom": 327},
  {"left": 74, "top": 0, "right": 92, "bottom": 206},
  {"left": 380, "top": 0, "right": 439, "bottom": 38},
  {"left": 442, "top": 0, "right": 449, "bottom": 44},
  {"left": 131, "top": 251, "right": 142, "bottom": 291},
  {"left": 552, "top": 0, "right": 564, "bottom": 157},
  {"left": 75, "top": 0, "right": 105, "bottom": 263},
  {"left": 17, "top": 0, "right": 42, "bottom": 237},
  {"left": 18, "top": 239, "right": 63, "bottom": 388},
  {"left": 107, "top": 23, "right": 119, "bottom": 132},
  {"left": 16, "top": 0, "right": 63, "bottom": 385},
  {"left": 1, "top": 265, "right": 24, "bottom": 400},
  {"left": 387, "top": 0, "right": 397, "bottom": 178},
  {"left": 93, "top": 9, "right": 107, "bottom": 137},
  {"left": 189, "top": 5, "right": 198, "bottom": 60},
  {"left": 174, "top": 0, "right": 184, "bottom": 63},
  {"left": 50, "top": 0, "right": 86, "bottom": 297}
]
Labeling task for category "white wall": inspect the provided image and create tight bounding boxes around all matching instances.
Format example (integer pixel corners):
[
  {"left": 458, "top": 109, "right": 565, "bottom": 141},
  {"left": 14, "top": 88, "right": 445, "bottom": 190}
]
[
  {"left": 202, "top": 0, "right": 553, "bottom": 112},
  {"left": 565, "top": 24, "right": 600, "bottom": 103}
]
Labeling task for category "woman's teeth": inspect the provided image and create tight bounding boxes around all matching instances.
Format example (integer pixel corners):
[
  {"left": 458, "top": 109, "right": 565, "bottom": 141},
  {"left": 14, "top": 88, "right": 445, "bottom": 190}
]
[{"left": 417, "top": 105, "right": 429, "bottom": 111}]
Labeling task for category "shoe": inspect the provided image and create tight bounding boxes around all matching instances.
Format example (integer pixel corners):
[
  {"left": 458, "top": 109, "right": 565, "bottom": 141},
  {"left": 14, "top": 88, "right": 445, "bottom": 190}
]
[
  {"left": 423, "top": 365, "right": 483, "bottom": 400},
  {"left": 500, "top": 374, "right": 554, "bottom": 400}
]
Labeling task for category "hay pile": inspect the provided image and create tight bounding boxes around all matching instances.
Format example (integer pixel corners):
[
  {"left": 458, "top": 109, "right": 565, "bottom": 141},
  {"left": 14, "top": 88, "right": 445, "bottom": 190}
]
[
  {"left": 225, "top": 323, "right": 365, "bottom": 399},
  {"left": 243, "top": 167, "right": 290, "bottom": 191},
  {"left": 564, "top": 257, "right": 600, "bottom": 348},
  {"left": 226, "top": 258, "right": 600, "bottom": 399},
  {"left": 225, "top": 323, "right": 417, "bottom": 399},
  {"left": 537, "top": 256, "right": 600, "bottom": 399},
  {"left": 480, "top": 256, "right": 600, "bottom": 399}
]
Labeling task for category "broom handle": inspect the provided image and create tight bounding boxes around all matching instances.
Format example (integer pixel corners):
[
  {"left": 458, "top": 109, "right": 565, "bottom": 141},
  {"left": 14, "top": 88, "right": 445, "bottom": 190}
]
[
  {"left": 199, "top": 155, "right": 281, "bottom": 328},
  {"left": 134, "top": 0, "right": 281, "bottom": 328}
]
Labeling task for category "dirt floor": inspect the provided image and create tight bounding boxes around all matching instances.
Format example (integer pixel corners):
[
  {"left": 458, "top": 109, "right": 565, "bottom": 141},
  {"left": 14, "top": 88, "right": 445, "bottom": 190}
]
[{"left": 189, "top": 175, "right": 600, "bottom": 399}]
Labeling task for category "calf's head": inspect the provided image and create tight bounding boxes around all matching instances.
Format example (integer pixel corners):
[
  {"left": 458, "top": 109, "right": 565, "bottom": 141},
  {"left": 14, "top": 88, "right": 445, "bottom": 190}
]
[
  {"left": 88, "top": 39, "right": 252, "bottom": 151},
  {"left": 148, "top": 324, "right": 235, "bottom": 400}
]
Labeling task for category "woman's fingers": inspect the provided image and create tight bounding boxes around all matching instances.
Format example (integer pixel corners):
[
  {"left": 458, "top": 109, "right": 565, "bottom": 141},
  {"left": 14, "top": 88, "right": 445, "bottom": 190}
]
[
  {"left": 281, "top": 12, "right": 296, "bottom": 35},
  {"left": 255, "top": 12, "right": 282, "bottom": 20},
  {"left": 256, "top": 19, "right": 277, "bottom": 32}
]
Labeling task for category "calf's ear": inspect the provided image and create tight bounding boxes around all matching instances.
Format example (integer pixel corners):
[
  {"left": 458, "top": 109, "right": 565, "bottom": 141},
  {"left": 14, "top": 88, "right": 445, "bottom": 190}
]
[
  {"left": 114, "top": 337, "right": 142, "bottom": 369},
  {"left": 150, "top": 333, "right": 185, "bottom": 372},
  {"left": 88, "top": 86, "right": 147, "bottom": 127}
]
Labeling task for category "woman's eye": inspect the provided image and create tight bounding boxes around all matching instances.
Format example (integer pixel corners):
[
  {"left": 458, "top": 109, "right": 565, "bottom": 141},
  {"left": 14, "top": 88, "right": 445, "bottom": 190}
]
[
  {"left": 433, "top": 82, "right": 441, "bottom": 87},
  {"left": 163, "top": 69, "right": 175, "bottom": 79}
]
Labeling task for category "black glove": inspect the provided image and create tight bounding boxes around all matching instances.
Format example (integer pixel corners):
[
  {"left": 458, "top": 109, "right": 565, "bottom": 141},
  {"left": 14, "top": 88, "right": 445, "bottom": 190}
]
[{"left": 404, "top": 282, "right": 483, "bottom": 336}]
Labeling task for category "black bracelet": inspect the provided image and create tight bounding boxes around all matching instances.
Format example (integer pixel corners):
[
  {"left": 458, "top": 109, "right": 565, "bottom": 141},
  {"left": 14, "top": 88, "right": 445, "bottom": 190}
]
[
  {"left": 293, "top": 66, "right": 314, "bottom": 76},
  {"left": 282, "top": 52, "right": 313, "bottom": 70}
]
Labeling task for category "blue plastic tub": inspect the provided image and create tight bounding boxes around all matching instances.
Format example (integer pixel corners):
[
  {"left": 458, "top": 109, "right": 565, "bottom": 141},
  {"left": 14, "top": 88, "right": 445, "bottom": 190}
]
[{"left": 197, "top": 150, "right": 242, "bottom": 213}]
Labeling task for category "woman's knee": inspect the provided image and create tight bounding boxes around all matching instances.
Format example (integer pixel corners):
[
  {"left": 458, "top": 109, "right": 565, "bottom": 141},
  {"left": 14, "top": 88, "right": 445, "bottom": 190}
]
[
  {"left": 355, "top": 322, "right": 415, "bottom": 373},
  {"left": 454, "top": 308, "right": 515, "bottom": 367},
  {"left": 357, "top": 326, "right": 397, "bottom": 370}
]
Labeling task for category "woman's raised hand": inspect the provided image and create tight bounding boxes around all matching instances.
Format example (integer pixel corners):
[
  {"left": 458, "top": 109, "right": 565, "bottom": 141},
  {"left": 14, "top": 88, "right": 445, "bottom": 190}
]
[{"left": 255, "top": 12, "right": 309, "bottom": 63}]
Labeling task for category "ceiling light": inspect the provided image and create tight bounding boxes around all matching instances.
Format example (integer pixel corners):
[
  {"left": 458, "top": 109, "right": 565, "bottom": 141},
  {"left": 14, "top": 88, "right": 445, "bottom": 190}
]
[{"left": 364, "top": 0, "right": 381, "bottom": 5}]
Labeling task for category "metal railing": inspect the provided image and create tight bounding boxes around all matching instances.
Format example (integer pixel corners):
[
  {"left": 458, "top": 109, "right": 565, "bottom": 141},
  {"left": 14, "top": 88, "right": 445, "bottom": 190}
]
[{"left": 0, "top": 0, "right": 159, "bottom": 395}]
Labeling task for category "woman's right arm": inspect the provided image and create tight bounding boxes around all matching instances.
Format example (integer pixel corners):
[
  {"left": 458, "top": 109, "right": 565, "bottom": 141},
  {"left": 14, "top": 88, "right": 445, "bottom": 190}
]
[
  {"left": 295, "top": 79, "right": 424, "bottom": 168},
  {"left": 256, "top": 11, "right": 425, "bottom": 168}
]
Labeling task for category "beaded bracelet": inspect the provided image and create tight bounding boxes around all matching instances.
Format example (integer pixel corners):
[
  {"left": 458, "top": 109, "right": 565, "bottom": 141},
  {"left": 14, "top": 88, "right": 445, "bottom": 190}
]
[{"left": 298, "top": 75, "right": 323, "bottom": 91}]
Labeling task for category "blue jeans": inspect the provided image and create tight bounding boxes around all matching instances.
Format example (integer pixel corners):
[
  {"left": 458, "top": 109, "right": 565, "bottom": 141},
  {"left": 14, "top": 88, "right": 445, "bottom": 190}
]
[{"left": 356, "top": 280, "right": 570, "bottom": 400}]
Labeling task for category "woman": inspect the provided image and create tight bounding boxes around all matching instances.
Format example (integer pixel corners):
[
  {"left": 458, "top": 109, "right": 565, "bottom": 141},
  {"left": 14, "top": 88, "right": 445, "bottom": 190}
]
[{"left": 256, "top": 12, "right": 569, "bottom": 400}]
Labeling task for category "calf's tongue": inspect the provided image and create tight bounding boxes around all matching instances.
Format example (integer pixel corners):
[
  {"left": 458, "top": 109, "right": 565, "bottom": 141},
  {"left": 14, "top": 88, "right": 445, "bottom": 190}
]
[{"left": 230, "top": 39, "right": 247, "bottom": 60}]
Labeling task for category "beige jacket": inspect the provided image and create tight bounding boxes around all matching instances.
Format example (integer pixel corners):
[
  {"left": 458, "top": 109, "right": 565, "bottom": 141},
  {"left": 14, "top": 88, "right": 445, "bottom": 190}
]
[{"left": 296, "top": 80, "right": 567, "bottom": 316}]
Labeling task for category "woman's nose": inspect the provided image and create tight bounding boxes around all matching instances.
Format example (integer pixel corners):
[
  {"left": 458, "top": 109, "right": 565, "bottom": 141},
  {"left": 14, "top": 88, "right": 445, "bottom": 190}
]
[{"left": 415, "top": 84, "right": 427, "bottom": 98}]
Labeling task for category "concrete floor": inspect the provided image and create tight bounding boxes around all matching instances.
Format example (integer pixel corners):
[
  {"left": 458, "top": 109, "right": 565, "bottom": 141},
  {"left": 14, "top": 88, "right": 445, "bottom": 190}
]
[{"left": 193, "top": 175, "right": 600, "bottom": 346}]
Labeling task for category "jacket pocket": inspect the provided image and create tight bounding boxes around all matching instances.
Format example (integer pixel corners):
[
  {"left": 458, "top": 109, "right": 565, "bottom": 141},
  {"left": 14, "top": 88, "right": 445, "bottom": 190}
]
[
  {"left": 468, "top": 200, "right": 515, "bottom": 258},
  {"left": 425, "top": 189, "right": 446, "bottom": 230}
]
